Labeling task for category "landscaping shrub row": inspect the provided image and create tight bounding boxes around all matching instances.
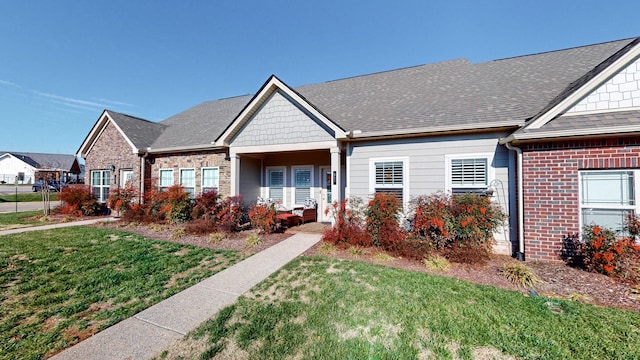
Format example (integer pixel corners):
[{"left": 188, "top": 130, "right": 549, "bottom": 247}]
[{"left": 323, "top": 192, "right": 506, "bottom": 265}]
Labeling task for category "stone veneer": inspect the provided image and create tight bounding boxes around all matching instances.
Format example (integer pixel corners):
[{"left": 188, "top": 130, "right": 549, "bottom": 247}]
[
  {"left": 84, "top": 121, "right": 142, "bottom": 196},
  {"left": 521, "top": 137, "right": 640, "bottom": 261},
  {"left": 150, "top": 151, "right": 230, "bottom": 197}
]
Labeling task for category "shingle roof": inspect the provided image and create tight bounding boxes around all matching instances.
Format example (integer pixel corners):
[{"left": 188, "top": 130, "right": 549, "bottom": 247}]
[
  {"left": 151, "top": 95, "right": 252, "bottom": 149},
  {"left": 3, "top": 152, "right": 78, "bottom": 171},
  {"left": 106, "top": 111, "right": 167, "bottom": 150},
  {"left": 109, "top": 37, "right": 639, "bottom": 149},
  {"left": 521, "top": 109, "right": 640, "bottom": 133}
]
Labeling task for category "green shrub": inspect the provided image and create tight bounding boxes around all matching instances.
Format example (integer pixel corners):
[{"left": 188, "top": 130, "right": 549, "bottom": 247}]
[
  {"left": 423, "top": 254, "right": 451, "bottom": 271},
  {"left": 500, "top": 262, "right": 541, "bottom": 288},
  {"left": 245, "top": 234, "right": 262, "bottom": 247}
]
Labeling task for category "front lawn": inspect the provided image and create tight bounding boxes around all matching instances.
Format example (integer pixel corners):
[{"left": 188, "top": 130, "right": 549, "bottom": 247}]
[
  {"left": 0, "top": 192, "right": 58, "bottom": 202},
  {"left": 0, "top": 211, "right": 53, "bottom": 231},
  {"left": 0, "top": 227, "right": 240, "bottom": 360},
  {"left": 160, "top": 256, "right": 640, "bottom": 359}
]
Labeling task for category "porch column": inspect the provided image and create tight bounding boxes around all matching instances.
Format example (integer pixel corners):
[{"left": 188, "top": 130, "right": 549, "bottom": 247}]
[
  {"left": 330, "top": 147, "right": 342, "bottom": 204},
  {"left": 230, "top": 154, "right": 240, "bottom": 196}
]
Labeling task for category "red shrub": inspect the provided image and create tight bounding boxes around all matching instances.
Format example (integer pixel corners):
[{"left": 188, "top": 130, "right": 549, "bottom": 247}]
[
  {"left": 322, "top": 198, "right": 371, "bottom": 247},
  {"left": 410, "top": 193, "right": 453, "bottom": 250},
  {"left": 58, "top": 186, "right": 102, "bottom": 216},
  {"left": 107, "top": 186, "right": 137, "bottom": 216},
  {"left": 192, "top": 190, "right": 221, "bottom": 219},
  {"left": 581, "top": 224, "right": 639, "bottom": 278},
  {"left": 185, "top": 217, "right": 219, "bottom": 235},
  {"left": 249, "top": 203, "right": 278, "bottom": 234},
  {"left": 149, "top": 185, "right": 192, "bottom": 223},
  {"left": 366, "top": 193, "right": 406, "bottom": 251},
  {"left": 217, "top": 195, "right": 244, "bottom": 233}
]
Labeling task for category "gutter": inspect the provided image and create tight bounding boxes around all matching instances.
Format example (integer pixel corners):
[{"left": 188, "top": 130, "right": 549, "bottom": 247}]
[
  {"left": 504, "top": 141, "right": 525, "bottom": 261},
  {"left": 348, "top": 120, "right": 521, "bottom": 140}
]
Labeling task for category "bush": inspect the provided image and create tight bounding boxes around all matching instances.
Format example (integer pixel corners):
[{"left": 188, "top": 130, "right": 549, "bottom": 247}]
[
  {"left": 107, "top": 186, "right": 137, "bottom": 216},
  {"left": 149, "top": 185, "right": 192, "bottom": 223},
  {"left": 409, "top": 192, "right": 505, "bottom": 263},
  {"left": 192, "top": 190, "right": 221, "bottom": 220},
  {"left": 581, "top": 224, "right": 639, "bottom": 277},
  {"left": 185, "top": 217, "right": 218, "bottom": 235},
  {"left": 500, "top": 262, "right": 541, "bottom": 288},
  {"left": 58, "top": 186, "right": 102, "bottom": 216},
  {"left": 248, "top": 202, "right": 278, "bottom": 234},
  {"left": 217, "top": 195, "right": 244, "bottom": 233},
  {"left": 366, "top": 193, "right": 406, "bottom": 250},
  {"left": 322, "top": 198, "right": 371, "bottom": 247}
]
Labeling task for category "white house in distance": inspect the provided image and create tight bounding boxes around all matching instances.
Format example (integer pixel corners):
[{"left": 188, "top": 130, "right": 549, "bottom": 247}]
[{"left": 0, "top": 152, "right": 82, "bottom": 185}]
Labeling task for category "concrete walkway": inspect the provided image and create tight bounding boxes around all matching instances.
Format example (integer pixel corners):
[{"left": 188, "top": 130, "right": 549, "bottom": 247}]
[
  {"left": 0, "top": 217, "right": 119, "bottom": 236},
  {"left": 50, "top": 232, "right": 322, "bottom": 360}
]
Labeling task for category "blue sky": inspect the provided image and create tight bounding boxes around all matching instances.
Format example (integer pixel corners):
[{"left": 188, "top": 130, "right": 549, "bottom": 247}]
[{"left": 1, "top": 0, "right": 638, "bottom": 155}]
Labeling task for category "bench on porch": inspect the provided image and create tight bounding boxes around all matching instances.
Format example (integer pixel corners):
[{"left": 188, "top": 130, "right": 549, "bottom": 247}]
[{"left": 292, "top": 198, "right": 318, "bottom": 224}]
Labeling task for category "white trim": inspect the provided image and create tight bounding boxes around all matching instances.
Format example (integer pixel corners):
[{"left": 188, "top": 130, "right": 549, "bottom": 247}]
[
  {"left": 368, "top": 156, "right": 410, "bottom": 207},
  {"left": 291, "top": 165, "right": 315, "bottom": 206},
  {"left": 201, "top": 166, "right": 220, "bottom": 193},
  {"left": 158, "top": 168, "right": 174, "bottom": 189},
  {"left": 578, "top": 169, "right": 640, "bottom": 233},
  {"left": 215, "top": 76, "right": 347, "bottom": 146},
  {"left": 120, "top": 169, "right": 134, "bottom": 188},
  {"left": 444, "top": 153, "right": 495, "bottom": 194},
  {"left": 562, "top": 105, "right": 640, "bottom": 117},
  {"left": 230, "top": 141, "right": 338, "bottom": 156},
  {"left": 512, "top": 125, "right": 640, "bottom": 142},
  {"left": 349, "top": 120, "right": 521, "bottom": 139},
  {"left": 265, "top": 166, "right": 286, "bottom": 205},
  {"left": 178, "top": 168, "right": 196, "bottom": 196},
  {"left": 525, "top": 41, "right": 640, "bottom": 130}
]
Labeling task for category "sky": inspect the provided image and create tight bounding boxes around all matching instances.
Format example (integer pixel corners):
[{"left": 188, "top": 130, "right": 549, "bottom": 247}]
[{"left": 0, "top": 0, "right": 638, "bottom": 155}]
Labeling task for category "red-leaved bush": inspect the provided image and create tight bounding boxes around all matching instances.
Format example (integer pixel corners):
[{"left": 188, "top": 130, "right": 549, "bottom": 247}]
[
  {"left": 107, "top": 186, "right": 137, "bottom": 216},
  {"left": 249, "top": 202, "right": 278, "bottom": 234},
  {"left": 58, "top": 186, "right": 102, "bottom": 216},
  {"left": 217, "top": 195, "right": 244, "bottom": 233},
  {"left": 580, "top": 222, "right": 640, "bottom": 279},
  {"left": 322, "top": 198, "right": 371, "bottom": 247},
  {"left": 366, "top": 193, "right": 406, "bottom": 250}
]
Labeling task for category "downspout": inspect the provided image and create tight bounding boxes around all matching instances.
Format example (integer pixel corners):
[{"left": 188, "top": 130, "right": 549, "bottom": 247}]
[
  {"left": 140, "top": 150, "right": 148, "bottom": 204},
  {"left": 505, "top": 142, "right": 525, "bottom": 261}
]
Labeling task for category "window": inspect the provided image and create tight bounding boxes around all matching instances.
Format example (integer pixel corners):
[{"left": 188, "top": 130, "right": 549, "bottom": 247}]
[
  {"left": 370, "top": 158, "right": 408, "bottom": 204},
  {"left": 202, "top": 167, "right": 219, "bottom": 193},
  {"left": 159, "top": 169, "right": 174, "bottom": 191},
  {"left": 91, "top": 170, "right": 110, "bottom": 202},
  {"left": 120, "top": 169, "right": 134, "bottom": 188},
  {"left": 293, "top": 166, "right": 313, "bottom": 205},
  {"left": 180, "top": 169, "right": 196, "bottom": 197},
  {"left": 267, "top": 167, "right": 285, "bottom": 203},
  {"left": 580, "top": 170, "right": 638, "bottom": 232},
  {"left": 446, "top": 154, "right": 492, "bottom": 194}
]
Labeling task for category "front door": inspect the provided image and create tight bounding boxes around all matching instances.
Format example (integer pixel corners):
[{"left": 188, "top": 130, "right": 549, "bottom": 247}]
[{"left": 319, "top": 166, "right": 332, "bottom": 222}]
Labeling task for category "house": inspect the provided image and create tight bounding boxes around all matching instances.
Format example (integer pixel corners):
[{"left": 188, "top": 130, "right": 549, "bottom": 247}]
[
  {"left": 78, "top": 36, "right": 640, "bottom": 261},
  {"left": 0, "top": 152, "right": 82, "bottom": 185}
]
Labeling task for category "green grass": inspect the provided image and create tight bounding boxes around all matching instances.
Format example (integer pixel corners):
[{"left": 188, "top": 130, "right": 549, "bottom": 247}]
[
  {"left": 0, "top": 227, "right": 240, "bottom": 360},
  {"left": 0, "top": 211, "right": 53, "bottom": 230},
  {"left": 0, "top": 192, "right": 58, "bottom": 202},
  {"left": 167, "top": 257, "right": 640, "bottom": 359}
]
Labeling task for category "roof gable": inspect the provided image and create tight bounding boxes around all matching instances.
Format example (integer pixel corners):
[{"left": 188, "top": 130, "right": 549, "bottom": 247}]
[
  {"left": 1, "top": 152, "right": 79, "bottom": 171},
  {"left": 215, "top": 76, "right": 347, "bottom": 146},
  {"left": 77, "top": 110, "right": 165, "bottom": 157},
  {"left": 229, "top": 90, "right": 336, "bottom": 147}
]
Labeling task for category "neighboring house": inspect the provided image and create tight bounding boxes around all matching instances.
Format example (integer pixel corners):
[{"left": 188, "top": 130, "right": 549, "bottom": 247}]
[
  {"left": 78, "top": 36, "right": 640, "bottom": 261},
  {"left": 0, "top": 152, "right": 82, "bottom": 185}
]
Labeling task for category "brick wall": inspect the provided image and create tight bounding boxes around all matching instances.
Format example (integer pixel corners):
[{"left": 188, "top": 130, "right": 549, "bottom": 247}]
[
  {"left": 522, "top": 137, "right": 640, "bottom": 261},
  {"left": 84, "top": 121, "right": 141, "bottom": 195},
  {"left": 150, "top": 151, "right": 231, "bottom": 197}
]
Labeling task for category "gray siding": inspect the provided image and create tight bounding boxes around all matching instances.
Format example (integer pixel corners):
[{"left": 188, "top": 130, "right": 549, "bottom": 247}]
[
  {"left": 239, "top": 156, "right": 261, "bottom": 205},
  {"left": 230, "top": 91, "right": 335, "bottom": 147},
  {"left": 348, "top": 132, "right": 511, "bottom": 207}
]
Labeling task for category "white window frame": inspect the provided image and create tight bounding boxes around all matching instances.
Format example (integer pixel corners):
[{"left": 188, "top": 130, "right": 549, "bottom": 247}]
[
  {"left": 445, "top": 153, "right": 494, "bottom": 195},
  {"left": 179, "top": 168, "right": 196, "bottom": 198},
  {"left": 201, "top": 167, "right": 219, "bottom": 194},
  {"left": 91, "top": 170, "right": 110, "bottom": 203},
  {"left": 291, "top": 165, "right": 314, "bottom": 206},
  {"left": 159, "top": 169, "right": 174, "bottom": 191},
  {"left": 579, "top": 169, "right": 640, "bottom": 233},
  {"left": 120, "top": 169, "right": 134, "bottom": 188},
  {"left": 369, "top": 157, "right": 409, "bottom": 207},
  {"left": 266, "top": 166, "right": 286, "bottom": 205}
]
